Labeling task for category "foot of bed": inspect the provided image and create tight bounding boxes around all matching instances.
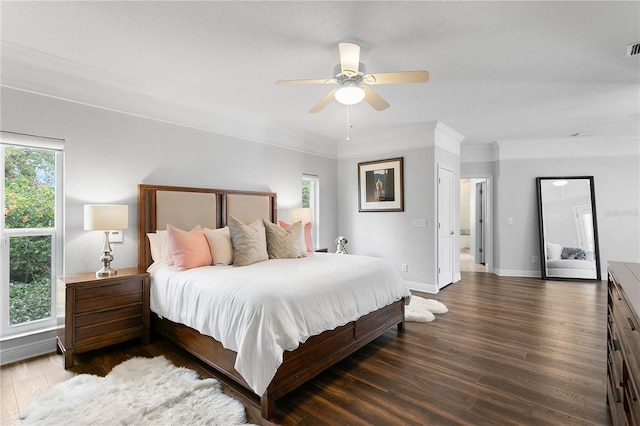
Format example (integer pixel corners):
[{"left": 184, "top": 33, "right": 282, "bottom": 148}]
[
  {"left": 261, "top": 392, "right": 275, "bottom": 420},
  {"left": 397, "top": 321, "right": 405, "bottom": 331}
]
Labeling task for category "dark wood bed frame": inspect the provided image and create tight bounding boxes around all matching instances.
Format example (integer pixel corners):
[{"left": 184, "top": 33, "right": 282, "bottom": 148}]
[{"left": 137, "top": 184, "right": 406, "bottom": 419}]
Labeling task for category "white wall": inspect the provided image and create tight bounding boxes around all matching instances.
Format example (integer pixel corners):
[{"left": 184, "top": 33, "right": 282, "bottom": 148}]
[
  {"left": 1, "top": 87, "right": 338, "bottom": 276},
  {"left": 337, "top": 122, "right": 462, "bottom": 292},
  {"left": 462, "top": 143, "right": 640, "bottom": 278},
  {"left": 496, "top": 156, "right": 639, "bottom": 276},
  {"left": 337, "top": 147, "right": 433, "bottom": 289}
]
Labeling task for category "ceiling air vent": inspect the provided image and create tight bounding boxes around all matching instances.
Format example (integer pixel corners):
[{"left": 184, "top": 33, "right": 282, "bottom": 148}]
[{"left": 627, "top": 42, "right": 640, "bottom": 57}]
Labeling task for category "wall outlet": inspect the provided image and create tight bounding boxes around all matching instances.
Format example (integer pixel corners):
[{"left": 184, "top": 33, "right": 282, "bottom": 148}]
[
  {"left": 401, "top": 264, "right": 408, "bottom": 272},
  {"left": 532, "top": 256, "right": 538, "bottom": 264},
  {"left": 507, "top": 217, "right": 514, "bottom": 225}
]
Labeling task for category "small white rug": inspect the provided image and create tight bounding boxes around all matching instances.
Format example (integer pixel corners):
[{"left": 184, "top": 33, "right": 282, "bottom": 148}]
[
  {"left": 405, "top": 296, "right": 449, "bottom": 322},
  {"left": 21, "top": 356, "right": 253, "bottom": 426}
]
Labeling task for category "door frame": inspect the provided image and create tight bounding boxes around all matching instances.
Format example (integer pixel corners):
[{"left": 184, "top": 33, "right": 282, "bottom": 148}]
[
  {"left": 461, "top": 175, "right": 493, "bottom": 274},
  {"left": 437, "top": 165, "right": 455, "bottom": 289}
]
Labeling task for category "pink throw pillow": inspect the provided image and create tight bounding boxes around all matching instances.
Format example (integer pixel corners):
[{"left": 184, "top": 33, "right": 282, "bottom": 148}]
[
  {"left": 279, "top": 220, "right": 313, "bottom": 252},
  {"left": 167, "top": 224, "right": 212, "bottom": 270}
]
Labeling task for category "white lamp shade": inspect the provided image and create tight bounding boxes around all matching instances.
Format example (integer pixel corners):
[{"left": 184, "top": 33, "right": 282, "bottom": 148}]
[
  {"left": 84, "top": 205, "right": 128, "bottom": 231},
  {"left": 291, "top": 207, "right": 312, "bottom": 224},
  {"left": 334, "top": 86, "right": 365, "bottom": 105}
]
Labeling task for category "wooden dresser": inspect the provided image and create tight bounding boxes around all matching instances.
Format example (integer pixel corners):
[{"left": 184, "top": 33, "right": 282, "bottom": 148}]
[
  {"left": 56, "top": 268, "right": 150, "bottom": 368},
  {"left": 607, "top": 261, "right": 640, "bottom": 425}
]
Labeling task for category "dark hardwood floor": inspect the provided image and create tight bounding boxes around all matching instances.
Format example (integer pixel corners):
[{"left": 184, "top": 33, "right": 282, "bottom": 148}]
[{"left": 2, "top": 272, "right": 612, "bottom": 425}]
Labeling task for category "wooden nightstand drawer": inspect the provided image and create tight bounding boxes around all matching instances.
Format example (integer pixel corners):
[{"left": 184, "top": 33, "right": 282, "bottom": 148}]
[
  {"left": 75, "top": 304, "right": 142, "bottom": 329},
  {"left": 76, "top": 314, "right": 143, "bottom": 342},
  {"left": 75, "top": 289, "right": 142, "bottom": 314},
  {"left": 56, "top": 268, "right": 150, "bottom": 368}
]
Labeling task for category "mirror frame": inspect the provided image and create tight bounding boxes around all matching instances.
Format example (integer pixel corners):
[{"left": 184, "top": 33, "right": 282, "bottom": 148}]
[{"left": 536, "top": 176, "right": 601, "bottom": 281}]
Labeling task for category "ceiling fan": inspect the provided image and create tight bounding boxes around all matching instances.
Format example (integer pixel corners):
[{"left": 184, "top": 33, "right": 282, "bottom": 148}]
[{"left": 276, "top": 42, "right": 429, "bottom": 113}]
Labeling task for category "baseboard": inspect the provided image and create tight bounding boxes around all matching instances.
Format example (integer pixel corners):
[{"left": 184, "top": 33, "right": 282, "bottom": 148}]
[
  {"left": 0, "top": 331, "right": 57, "bottom": 366},
  {"left": 494, "top": 268, "right": 541, "bottom": 278},
  {"left": 405, "top": 280, "right": 438, "bottom": 294}
]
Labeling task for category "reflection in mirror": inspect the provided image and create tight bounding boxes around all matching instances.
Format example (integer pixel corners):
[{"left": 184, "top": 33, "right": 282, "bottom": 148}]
[{"left": 536, "top": 176, "right": 601, "bottom": 280}]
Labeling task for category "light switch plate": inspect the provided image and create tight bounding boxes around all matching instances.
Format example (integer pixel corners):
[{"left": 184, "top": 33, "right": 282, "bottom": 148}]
[{"left": 109, "top": 230, "right": 123, "bottom": 243}]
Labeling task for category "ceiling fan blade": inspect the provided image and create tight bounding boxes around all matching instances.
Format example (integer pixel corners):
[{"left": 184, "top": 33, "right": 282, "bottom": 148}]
[
  {"left": 363, "top": 70, "right": 429, "bottom": 85},
  {"left": 339, "top": 42, "right": 360, "bottom": 76},
  {"left": 276, "top": 78, "right": 337, "bottom": 86},
  {"left": 362, "top": 85, "right": 390, "bottom": 111},
  {"left": 309, "top": 89, "right": 337, "bottom": 113}
]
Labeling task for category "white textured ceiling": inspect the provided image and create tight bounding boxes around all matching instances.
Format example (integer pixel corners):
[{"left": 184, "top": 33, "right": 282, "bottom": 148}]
[{"left": 1, "top": 1, "right": 639, "bottom": 156}]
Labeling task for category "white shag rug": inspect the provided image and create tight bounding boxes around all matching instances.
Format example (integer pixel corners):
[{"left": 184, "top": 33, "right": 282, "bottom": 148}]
[
  {"left": 405, "top": 296, "right": 449, "bottom": 322},
  {"left": 20, "top": 356, "right": 253, "bottom": 426}
]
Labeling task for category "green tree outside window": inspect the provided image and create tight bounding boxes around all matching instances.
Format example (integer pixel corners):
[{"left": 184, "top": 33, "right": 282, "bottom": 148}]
[{"left": 4, "top": 146, "right": 55, "bottom": 324}]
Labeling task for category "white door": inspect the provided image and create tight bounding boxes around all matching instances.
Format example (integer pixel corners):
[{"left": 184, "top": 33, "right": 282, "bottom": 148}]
[
  {"left": 438, "top": 166, "right": 454, "bottom": 288},
  {"left": 475, "top": 181, "right": 486, "bottom": 265}
]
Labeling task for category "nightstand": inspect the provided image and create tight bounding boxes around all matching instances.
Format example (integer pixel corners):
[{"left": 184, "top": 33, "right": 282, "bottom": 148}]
[{"left": 56, "top": 267, "right": 150, "bottom": 368}]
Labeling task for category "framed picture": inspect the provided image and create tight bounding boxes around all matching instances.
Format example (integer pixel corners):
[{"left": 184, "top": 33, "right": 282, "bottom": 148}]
[{"left": 358, "top": 157, "right": 404, "bottom": 212}]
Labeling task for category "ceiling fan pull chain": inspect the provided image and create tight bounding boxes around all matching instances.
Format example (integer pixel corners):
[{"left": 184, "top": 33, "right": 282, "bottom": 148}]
[{"left": 346, "top": 105, "right": 351, "bottom": 140}]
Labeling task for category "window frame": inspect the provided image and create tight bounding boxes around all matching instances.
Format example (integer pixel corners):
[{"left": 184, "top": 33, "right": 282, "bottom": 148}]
[
  {"left": 1, "top": 132, "right": 64, "bottom": 338},
  {"left": 302, "top": 174, "right": 319, "bottom": 249}
]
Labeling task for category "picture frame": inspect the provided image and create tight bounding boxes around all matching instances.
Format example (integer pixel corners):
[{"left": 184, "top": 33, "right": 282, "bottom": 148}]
[{"left": 358, "top": 157, "right": 404, "bottom": 212}]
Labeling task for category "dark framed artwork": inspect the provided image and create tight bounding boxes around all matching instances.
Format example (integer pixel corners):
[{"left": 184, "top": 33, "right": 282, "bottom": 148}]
[{"left": 358, "top": 157, "right": 404, "bottom": 212}]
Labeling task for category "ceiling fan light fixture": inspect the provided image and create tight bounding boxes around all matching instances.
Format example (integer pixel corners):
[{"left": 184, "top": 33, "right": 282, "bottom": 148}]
[{"left": 334, "top": 85, "right": 365, "bottom": 105}]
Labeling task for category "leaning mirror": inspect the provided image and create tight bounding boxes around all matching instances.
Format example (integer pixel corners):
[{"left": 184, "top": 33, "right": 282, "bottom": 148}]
[{"left": 536, "top": 176, "right": 601, "bottom": 280}]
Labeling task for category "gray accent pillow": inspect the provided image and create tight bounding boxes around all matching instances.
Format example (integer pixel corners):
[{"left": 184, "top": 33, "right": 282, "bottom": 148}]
[
  {"left": 263, "top": 219, "right": 303, "bottom": 259},
  {"left": 228, "top": 216, "right": 268, "bottom": 266}
]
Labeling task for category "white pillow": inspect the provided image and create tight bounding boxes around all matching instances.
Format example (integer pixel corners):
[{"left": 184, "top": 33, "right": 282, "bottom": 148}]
[
  {"left": 203, "top": 226, "right": 234, "bottom": 265},
  {"left": 147, "top": 233, "right": 162, "bottom": 263},
  {"left": 155, "top": 230, "right": 175, "bottom": 265},
  {"left": 546, "top": 242, "right": 562, "bottom": 260}
]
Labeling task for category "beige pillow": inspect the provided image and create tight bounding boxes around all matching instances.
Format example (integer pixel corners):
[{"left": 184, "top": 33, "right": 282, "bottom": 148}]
[
  {"left": 263, "top": 219, "right": 304, "bottom": 259},
  {"left": 203, "top": 226, "right": 234, "bottom": 265},
  {"left": 228, "top": 216, "right": 268, "bottom": 266}
]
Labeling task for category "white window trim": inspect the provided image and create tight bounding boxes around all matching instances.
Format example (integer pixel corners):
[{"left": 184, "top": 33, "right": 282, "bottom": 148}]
[
  {"left": 1, "top": 132, "right": 64, "bottom": 339},
  {"left": 303, "top": 174, "right": 320, "bottom": 249}
]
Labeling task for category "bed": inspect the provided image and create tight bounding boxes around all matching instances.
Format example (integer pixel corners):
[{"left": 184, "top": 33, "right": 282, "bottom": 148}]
[{"left": 137, "top": 184, "right": 411, "bottom": 419}]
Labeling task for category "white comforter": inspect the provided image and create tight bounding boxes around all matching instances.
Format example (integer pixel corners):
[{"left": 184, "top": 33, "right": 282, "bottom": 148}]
[{"left": 149, "top": 253, "right": 411, "bottom": 396}]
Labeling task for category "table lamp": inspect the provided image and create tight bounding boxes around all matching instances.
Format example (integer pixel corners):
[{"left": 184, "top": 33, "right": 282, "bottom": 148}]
[{"left": 84, "top": 204, "right": 128, "bottom": 277}]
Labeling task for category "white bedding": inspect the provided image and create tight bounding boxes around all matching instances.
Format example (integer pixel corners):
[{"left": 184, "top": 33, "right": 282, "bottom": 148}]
[{"left": 149, "top": 253, "right": 411, "bottom": 396}]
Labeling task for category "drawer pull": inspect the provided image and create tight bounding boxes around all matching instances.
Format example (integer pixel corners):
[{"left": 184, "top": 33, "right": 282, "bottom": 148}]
[
  {"left": 629, "top": 379, "right": 638, "bottom": 402},
  {"left": 613, "top": 386, "right": 622, "bottom": 403},
  {"left": 628, "top": 317, "right": 637, "bottom": 331},
  {"left": 613, "top": 339, "right": 621, "bottom": 351}
]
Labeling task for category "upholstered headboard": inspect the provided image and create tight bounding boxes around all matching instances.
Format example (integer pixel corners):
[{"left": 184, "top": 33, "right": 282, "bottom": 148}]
[{"left": 137, "top": 184, "right": 277, "bottom": 270}]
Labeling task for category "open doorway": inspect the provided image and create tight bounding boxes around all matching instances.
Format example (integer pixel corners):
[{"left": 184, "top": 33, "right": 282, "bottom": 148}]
[{"left": 460, "top": 178, "right": 490, "bottom": 273}]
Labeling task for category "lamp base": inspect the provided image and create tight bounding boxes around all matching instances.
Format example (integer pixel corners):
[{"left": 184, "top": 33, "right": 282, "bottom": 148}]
[
  {"left": 96, "top": 266, "right": 117, "bottom": 278},
  {"left": 97, "top": 241, "right": 116, "bottom": 277}
]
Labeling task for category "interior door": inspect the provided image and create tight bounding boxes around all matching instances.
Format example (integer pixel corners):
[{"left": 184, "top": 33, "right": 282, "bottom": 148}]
[
  {"left": 475, "top": 181, "right": 486, "bottom": 265},
  {"left": 438, "top": 166, "right": 454, "bottom": 288}
]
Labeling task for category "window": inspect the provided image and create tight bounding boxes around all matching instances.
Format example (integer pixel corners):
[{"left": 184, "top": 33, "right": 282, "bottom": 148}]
[
  {"left": 1, "top": 132, "right": 64, "bottom": 338},
  {"left": 302, "top": 174, "right": 319, "bottom": 248}
]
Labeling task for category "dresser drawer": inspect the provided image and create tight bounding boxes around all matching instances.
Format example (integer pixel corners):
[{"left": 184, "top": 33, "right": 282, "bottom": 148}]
[
  {"left": 75, "top": 304, "right": 142, "bottom": 328},
  {"left": 75, "top": 314, "right": 143, "bottom": 342},
  {"left": 75, "top": 280, "right": 143, "bottom": 314}
]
